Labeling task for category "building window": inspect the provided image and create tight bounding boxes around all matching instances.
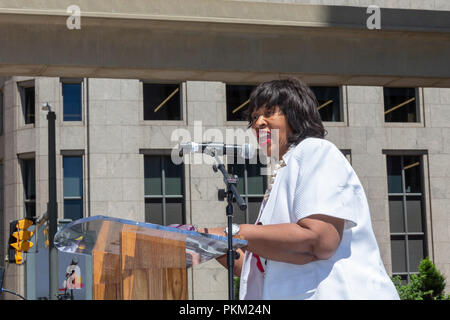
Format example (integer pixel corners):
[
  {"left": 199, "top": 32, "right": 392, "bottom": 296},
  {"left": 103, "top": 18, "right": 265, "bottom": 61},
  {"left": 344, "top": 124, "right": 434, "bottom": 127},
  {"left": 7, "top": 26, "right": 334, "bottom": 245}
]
[
  {"left": 340, "top": 149, "right": 352, "bottom": 164},
  {"left": 144, "top": 155, "right": 185, "bottom": 225},
  {"left": 227, "top": 154, "right": 267, "bottom": 224},
  {"left": 63, "top": 156, "right": 83, "bottom": 221},
  {"left": 310, "top": 86, "right": 342, "bottom": 122},
  {"left": 386, "top": 155, "right": 427, "bottom": 283},
  {"left": 19, "top": 84, "right": 35, "bottom": 124},
  {"left": 0, "top": 90, "right": 3, "bottom": 135},
  {"left": 20, "top": 159, "right": 36, "bottom": 218},
  {"left": 62, "top": 82, "right": 82, "bottom": 121},
  {"left": 0, "top": 163, "right": 3, "bottom": 210},
  {"left": 143, "top": 83, "right": 181, "bottom": 121},
  {"left": 0, "top": 162, "right": 3, "bottom": 230},
  {"left": 0, "top": 163, "right": 3, "bottom": 263},
  {"left": 226, "top": 85, "right": 256, "bottom": 121},
  {"left": 384, "top": 87, "right": 419, "bottom": 123}
]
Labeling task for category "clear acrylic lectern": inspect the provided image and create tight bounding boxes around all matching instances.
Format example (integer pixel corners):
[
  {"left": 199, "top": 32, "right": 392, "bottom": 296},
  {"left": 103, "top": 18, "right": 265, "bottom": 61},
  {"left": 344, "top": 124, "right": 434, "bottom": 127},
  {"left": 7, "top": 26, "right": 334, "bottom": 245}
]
[{"left": 54, "top": 215, "right": 247, "bottom": 300}]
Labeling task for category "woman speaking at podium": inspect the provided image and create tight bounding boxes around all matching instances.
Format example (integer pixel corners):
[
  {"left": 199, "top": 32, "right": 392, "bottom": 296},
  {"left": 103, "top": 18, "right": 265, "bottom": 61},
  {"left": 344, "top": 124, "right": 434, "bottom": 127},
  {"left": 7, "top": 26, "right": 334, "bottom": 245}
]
[{"left": 198, "top": 78, "right": 399, "bottom": 300}]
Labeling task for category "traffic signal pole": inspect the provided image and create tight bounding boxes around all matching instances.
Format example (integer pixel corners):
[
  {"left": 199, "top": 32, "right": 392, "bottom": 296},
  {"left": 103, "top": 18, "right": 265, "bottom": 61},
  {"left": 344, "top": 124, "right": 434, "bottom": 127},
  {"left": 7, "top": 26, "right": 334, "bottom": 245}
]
[{"left": 47, "top": 109, "right": 58, "bottom": 300}]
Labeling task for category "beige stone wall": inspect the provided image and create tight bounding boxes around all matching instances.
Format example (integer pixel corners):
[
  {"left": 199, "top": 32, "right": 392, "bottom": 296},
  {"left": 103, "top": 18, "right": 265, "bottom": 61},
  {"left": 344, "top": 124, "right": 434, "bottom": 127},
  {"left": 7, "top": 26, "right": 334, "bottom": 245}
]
[{"left": 242, "top": 0, "right": 450, "bottom": 10}]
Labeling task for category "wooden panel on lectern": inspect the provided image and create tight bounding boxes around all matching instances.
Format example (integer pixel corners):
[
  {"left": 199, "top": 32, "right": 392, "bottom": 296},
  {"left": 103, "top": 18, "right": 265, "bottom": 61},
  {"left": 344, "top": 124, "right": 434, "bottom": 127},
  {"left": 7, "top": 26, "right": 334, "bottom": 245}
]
[
  {"left": 120, "top": 227, "right": 188, "bottom": 300},
  {"left": 92, "top": 221, "right": 121, "bottom": 300}
]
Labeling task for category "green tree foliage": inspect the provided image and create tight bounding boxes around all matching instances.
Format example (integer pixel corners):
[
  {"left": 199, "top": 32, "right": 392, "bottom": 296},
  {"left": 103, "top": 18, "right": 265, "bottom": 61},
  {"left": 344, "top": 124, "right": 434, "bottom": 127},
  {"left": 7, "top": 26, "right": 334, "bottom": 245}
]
[
  {"left": 392, "top": 257, "right": 450, "bottom": 300},
  {"left": 234, "top": 277, "right": 240, "bottom": 300}
]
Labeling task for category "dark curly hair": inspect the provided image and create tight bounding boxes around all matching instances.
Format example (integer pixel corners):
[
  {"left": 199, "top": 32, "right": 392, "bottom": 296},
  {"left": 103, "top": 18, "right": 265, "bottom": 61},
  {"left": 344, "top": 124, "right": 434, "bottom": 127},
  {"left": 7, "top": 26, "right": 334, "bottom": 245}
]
[{"left": 247, "top": 78, "right": 326, "bottom": 146}]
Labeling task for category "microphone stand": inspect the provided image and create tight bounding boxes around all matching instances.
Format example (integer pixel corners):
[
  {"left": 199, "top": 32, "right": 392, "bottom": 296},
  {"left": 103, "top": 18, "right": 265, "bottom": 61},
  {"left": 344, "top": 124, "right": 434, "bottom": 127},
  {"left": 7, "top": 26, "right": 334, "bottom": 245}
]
[{"left": 210, "top": 150, "right": 247, "bottom": 301}]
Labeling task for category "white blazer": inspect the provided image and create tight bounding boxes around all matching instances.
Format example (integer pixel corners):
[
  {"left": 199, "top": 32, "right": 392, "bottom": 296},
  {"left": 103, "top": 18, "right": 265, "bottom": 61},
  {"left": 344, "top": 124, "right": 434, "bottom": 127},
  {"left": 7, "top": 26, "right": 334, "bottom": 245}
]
[{"left": 239, "top": 138, "right": 399, "bottom": 300}]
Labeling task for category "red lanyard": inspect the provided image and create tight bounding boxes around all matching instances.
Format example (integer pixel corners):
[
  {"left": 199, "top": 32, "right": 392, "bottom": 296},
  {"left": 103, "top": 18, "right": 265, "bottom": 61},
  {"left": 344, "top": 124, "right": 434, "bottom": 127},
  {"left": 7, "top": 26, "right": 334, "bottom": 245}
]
[
  {"left": 254, "top": 222, "right": 265, "bottom": 273},
  {"left": 254, "top": 253, "right": 265, "bottom": 273}
]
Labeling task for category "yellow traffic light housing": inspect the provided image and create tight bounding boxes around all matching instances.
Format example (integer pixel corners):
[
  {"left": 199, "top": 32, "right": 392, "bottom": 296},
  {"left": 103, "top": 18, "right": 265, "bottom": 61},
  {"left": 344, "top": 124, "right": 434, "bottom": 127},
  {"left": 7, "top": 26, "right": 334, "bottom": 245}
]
[
  {"left": 14, "top": 251, "right": 23, "bottom": 265},
  {"left": 8, "top": 218, "right": 35, "bottom": 265},
  {"left": 10, "top": 231, "right": 34, "bottom": 251},
  {"left": 17, "top": 219, "right": 33, "bottom": 229},
  {"left": 43, "top": 226, "right": 49, "bottom": 248}
]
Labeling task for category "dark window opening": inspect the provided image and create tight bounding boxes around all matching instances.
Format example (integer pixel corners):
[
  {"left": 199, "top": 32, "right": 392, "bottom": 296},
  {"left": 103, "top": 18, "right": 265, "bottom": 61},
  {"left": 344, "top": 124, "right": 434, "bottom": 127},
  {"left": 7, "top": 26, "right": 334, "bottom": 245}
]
[
  {"left": 226, "top": 85, "right": 256, "bottom": 121},
  {"left": 0, "top": 91, "right": 3, "bottom": 135},
  {"left": 227, "top": 153, "right": 267, "bottom": 225},
  {"left": 19, "top": 85, "right": 35, "bottom": 125},
  {"left": 310, "top": 86, "right": 342, "bottom": 122},
  {"left": 63, "top": 156, "right": 83, "bottom": 221},
  {"left": 386, "top": 155, "right": 427, "bottom": 282},
  {"left": 143, "top": 83, "right": 181, "bottom": 121},
  {"left": 384, "top": 88, "right": 418, "bottom": 123},
  {"left": 144, "top": 155, "right": 185, "bottom": 226},
  {"left": 21, "top": 159, "right": 36, "bottom": 218},
  {"left": 63, "top": 82, "right": 82, "bottom": 121}
]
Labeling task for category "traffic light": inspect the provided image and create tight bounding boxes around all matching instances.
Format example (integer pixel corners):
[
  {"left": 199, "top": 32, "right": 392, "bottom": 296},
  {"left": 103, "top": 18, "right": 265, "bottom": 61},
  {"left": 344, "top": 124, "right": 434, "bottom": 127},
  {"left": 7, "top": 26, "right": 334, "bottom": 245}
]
[
  {"left": 43, "top": 225, "right": 49, "bottom": 248},
  {"left": 8, "top": 219, "right": 34, "bottom": 265}
]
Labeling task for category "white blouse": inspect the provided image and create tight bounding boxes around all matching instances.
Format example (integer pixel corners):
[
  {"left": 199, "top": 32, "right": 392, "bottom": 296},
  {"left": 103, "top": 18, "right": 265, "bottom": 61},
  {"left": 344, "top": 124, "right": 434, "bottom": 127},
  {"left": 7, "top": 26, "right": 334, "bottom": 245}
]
[{"left": 239, "top": 137, "right": 399, "bottom": 300}]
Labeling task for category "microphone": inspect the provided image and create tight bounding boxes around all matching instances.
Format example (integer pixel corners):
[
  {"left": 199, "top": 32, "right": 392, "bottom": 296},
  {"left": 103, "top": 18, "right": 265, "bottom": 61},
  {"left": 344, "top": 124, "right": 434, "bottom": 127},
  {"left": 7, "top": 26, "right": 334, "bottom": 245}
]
[{"left": 179, "top": 142, "right": 256, "bottom": 159}]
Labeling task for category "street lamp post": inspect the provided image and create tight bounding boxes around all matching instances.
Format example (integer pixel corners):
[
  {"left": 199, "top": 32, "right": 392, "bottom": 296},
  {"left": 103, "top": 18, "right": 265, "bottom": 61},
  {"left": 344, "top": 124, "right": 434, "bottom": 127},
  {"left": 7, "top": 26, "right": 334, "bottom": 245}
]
[{"left": 43, "top": 103, "right": 58, "bottom": 300}]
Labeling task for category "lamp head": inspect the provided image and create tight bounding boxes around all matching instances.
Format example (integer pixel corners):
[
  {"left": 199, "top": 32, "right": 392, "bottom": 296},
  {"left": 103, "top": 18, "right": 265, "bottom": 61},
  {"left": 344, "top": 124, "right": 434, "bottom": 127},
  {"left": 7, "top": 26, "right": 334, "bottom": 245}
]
[{"left": 42, "top": 103, "right": 52, "bottom": 112}]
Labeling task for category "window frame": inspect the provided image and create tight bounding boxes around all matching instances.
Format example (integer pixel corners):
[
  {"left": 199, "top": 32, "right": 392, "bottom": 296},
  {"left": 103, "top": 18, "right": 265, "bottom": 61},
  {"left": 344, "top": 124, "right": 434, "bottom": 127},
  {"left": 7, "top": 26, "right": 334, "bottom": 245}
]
[
  {"left": 143, "top": 153, "right": 186, "bottom": 226},
  {"left": 310, "top": 85, "right": 345, "bottom": 124},
  {"left": 141, "top": 81, "right": 185, "bottom": 123},
  {"left": 0, "top": 89, "right": 3, "bottom": 135},
  {"left": 382, "top": 87, "right": 423, "bottom": 127},
  {"left": 0, "top": 162, "right": 3, "bottom": 267},
  {"left": 385, "top": 153, "right": 428, "bottom": 282},
  {"left": 226, "top": 152, "right": 267, "bottom": 225},
  {"left": 62, "top": 152, "right": 84, "bottom": 221},
  {"left": 340, "top": 149, "right": 352, "bottom": 165},
  {"left": 17, "top": 80, "right": 36, "bottom": 127},
  {"left": 60, "top": 78, "right": 84, "bottom": 122},
  {"left": 225, "top": 83, "right": 257, "bottom": 124},
  {"left": 18, "top": 155, "right": 36, "bottom": 219}
]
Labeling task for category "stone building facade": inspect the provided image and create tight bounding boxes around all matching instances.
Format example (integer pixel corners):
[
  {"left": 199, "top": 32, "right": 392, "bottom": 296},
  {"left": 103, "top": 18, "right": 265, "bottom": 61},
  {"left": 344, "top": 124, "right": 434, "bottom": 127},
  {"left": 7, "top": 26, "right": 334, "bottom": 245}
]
[
  {"left": 1, "top": 76, "right": 449, "bottom": 299},
  {"left": 0, "top": 0, "right": 449, "bottom": 300}
]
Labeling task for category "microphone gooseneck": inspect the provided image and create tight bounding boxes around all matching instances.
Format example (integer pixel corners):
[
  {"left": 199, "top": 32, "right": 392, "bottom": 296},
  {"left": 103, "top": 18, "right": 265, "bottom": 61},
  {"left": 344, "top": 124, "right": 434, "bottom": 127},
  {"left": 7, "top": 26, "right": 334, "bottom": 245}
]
[{"left": 179, "top": 142, "right": 256, "bottom": 159}]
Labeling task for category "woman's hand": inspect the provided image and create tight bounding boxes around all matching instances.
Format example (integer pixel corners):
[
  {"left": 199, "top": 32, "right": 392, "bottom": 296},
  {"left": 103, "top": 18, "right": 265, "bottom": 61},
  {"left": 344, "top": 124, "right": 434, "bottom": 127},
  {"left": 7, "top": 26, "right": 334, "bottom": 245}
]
[
  {"left": 196, "top": 227, "right": 225, "bottom": 236},
  {"left": 196, "top": 227, "right": 245, "bottom": 276}
]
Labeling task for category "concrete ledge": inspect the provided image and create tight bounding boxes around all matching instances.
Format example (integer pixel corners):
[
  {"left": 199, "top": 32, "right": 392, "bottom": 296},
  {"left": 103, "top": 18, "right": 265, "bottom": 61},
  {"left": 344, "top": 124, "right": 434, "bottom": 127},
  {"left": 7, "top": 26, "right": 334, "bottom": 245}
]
[
  {"left": 0, "top": 1, "right": 449, "bottom": 86},
  {"left": 0, "top": 0, "right": 449, "bottom": 32}
]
